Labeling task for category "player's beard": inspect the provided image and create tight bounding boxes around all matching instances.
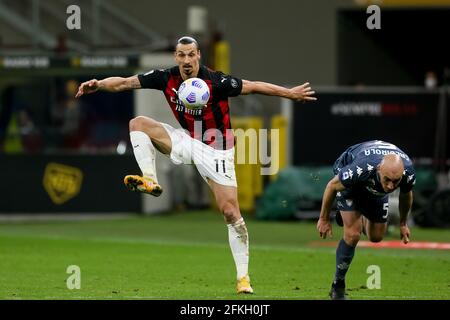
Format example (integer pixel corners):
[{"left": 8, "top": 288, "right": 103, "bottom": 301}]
[{"left": 183, "top": 65, "right": 193, "bottom": 77}]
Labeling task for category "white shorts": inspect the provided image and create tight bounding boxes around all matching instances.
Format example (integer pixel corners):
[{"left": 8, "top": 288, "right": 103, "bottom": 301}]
[{"left": 161, "top": 123, "right": 237, "bottom": 187}]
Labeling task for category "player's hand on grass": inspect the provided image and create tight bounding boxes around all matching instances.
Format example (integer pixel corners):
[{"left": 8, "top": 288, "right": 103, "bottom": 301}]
[
  {"left": 400, "top": 224, "right": 410, "bottom": 244},
  {"left": 76, "top": 79, "right": 99, "bottom": 98},
  {"left": 289, "top": 82, "right": 317, "bottom": 102},
  {"left": 317, "top": 218, "right": 333, "bottom": 239}
]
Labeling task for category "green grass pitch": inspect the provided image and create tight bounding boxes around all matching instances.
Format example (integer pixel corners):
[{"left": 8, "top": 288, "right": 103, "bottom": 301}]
[{"left": 0, "top": 210, "right": 449, "bottom": 299}]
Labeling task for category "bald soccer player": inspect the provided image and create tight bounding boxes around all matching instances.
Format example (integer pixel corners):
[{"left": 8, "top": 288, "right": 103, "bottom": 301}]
[{"left": 316, "top": 140, "right": 416, "bottom": 300}]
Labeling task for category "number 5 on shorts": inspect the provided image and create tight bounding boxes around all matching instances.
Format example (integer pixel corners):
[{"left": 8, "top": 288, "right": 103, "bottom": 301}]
[{"left": 382, "top": 202, "right": 389, "bottom": 219}]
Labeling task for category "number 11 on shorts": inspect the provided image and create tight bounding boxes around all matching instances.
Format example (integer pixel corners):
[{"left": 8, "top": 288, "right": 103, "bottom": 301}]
[{"left": 215, "top": 159, "right": 226, "bottom": 173}]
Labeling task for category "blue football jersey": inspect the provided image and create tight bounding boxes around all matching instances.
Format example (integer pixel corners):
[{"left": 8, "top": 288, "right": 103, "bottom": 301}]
[{"left": 334, "top": 140, "right": 416, "bottom": 197}]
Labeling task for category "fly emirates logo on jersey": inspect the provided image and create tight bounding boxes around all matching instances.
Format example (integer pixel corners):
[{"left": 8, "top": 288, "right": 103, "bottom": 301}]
[{"left": 170, "top": 95, "right": 204, "bottom": 116}]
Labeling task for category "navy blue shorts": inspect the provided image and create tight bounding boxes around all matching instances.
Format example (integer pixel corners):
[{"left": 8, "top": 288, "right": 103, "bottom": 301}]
[{"left": 335, "top": 189, "right": 389, "bottom": 223}]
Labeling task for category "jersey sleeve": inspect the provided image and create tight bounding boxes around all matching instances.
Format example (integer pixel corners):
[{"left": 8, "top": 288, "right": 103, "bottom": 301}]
[
  {"left": 400, "top": 166, "right": 416, "bottom": 193},
  {"left": 214, "top": 72, "right": 243, "bottom": 98},
  {"left": 137, "top": 69, "right": 167, "bottom": 90},
  {"left": 337, "top": 160, "right": 374, "bottom": 188}
]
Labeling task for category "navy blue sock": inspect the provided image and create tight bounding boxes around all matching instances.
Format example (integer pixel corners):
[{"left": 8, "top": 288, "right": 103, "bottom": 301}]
[{"left": 334, "top": 239, "right": 356, "bottom": 282}]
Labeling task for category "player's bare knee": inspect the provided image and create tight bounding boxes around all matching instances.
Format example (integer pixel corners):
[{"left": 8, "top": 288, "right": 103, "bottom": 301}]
[
  {"left": 220, "top": 201, "right": 240, "bottom": 223},
  {"left": 343, "top": 232, "right": 360, "bottom": 246},
  {"left": 129, "top": 116, "right": 156, "bottom": 132}
]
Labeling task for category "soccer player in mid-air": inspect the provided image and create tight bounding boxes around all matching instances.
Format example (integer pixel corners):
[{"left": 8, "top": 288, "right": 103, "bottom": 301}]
[
  {"left": 76, "top": 36, "right": 316, "bottom": 294},
  {"left": 316, "top": 140, "right": 415, "bottom": 300}
]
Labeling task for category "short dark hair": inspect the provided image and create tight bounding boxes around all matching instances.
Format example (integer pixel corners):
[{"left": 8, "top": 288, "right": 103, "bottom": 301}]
[{"left": 176, "top": 36, "right": 199, "bottom": 50}]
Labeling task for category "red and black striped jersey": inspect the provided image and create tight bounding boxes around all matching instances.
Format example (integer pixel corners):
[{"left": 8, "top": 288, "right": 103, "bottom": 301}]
[{"left": 138, "top": 65, "right": 242, "bottom": 150}]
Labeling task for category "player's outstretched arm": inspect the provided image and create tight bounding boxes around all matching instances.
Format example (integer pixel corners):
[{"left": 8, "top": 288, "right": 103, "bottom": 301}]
[
  {"left": 241, "top": 80, "right": 317, "bottom": 102},
  {"left": 317, "top": 176, "right": 345, "bottom": 239},
  {"left": 399, "top": 190, "right": 413, "bottom": 244},
  {"left": 75, "top": 75, "right": 141, "bottom": 98}
]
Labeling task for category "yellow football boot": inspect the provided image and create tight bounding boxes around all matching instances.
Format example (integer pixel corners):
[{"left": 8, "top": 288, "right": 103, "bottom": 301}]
[
  {"left": 236, "top": 275, "right": 254, "bottom": 294},
  {"left": 124, "top": 175, "right": 163, "bottom": 197}
]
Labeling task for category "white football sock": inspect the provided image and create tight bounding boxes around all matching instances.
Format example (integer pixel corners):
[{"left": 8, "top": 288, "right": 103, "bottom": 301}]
[
  {"left": 130, "top": 131, "right": 158, "bottom": 182},
  {"left": 227, "top": 217, "right": 249, "bottom": 280}
]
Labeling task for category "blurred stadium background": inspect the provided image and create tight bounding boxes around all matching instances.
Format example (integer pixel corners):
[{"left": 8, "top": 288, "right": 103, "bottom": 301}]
[{"left": 0, "top": 0, "right": 449, "bottom": 300}]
